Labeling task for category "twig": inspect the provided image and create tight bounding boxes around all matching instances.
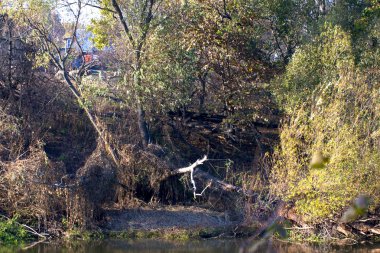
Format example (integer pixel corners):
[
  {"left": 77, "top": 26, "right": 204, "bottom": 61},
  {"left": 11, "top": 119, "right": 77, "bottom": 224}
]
[
  {"left": 358, "top": 218, "right": 380, "bottom": 222},
  {"left": 195, "top": 182, "right": 212, "bottom": 197},
  {"left": 21, "top": 224, "right": 48, "bottom": 238}
]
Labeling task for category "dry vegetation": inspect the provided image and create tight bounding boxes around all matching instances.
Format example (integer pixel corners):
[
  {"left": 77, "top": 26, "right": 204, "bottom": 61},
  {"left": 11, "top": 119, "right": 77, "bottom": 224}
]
[{"left": 0, "top": 0, "right": 379, "bottom": 246}]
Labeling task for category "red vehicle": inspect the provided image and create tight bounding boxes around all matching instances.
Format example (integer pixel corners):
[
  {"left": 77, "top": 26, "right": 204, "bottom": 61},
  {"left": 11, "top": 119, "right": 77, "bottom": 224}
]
[{"left": 84, "top": 54, "right": 92, "bottom": 63}]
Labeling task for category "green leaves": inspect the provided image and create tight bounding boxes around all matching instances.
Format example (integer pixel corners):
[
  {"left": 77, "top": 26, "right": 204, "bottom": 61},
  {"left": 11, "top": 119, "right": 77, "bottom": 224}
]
[
  {"left": 0, "top": 217, "right": 33, "bottom": 245},
  {"left": 88, "top": 19, "right": 114, "bottom": 49},
  {"left": 275, "top": 24, "right": 355, "bottom": 113}
]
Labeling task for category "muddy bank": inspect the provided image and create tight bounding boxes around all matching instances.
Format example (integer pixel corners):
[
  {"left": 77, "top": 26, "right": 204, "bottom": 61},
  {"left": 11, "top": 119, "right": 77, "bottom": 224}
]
[
  {"left": 105, "top": 206, "right": 238, "bottom": 230},
  {"left": 98, "top": 206, "right": 257, "bottom": 240}
]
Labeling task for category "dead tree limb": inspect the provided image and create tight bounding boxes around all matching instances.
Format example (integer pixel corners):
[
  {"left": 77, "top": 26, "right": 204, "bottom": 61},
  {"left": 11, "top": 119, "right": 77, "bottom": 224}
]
[
  {"left": 0, "top": 214, "right": 48, "bottom": 239},
  {"left": 193, "top": 169, "right": 244, "bottom": 193},
  {"left": 164, "top": 155, "right": 252, "bottom": 198},
  {"left": 170, "top": 155, "right": 207, "bottom": 175},
  {"left": 169, "top": 155, "right": 208, "bottom": 198}
]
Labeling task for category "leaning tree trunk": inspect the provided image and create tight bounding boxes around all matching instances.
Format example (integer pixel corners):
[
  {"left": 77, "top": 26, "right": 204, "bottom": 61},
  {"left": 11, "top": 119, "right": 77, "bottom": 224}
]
[{"left": 63, "top": 71, "right": 119, "bottom": 166}]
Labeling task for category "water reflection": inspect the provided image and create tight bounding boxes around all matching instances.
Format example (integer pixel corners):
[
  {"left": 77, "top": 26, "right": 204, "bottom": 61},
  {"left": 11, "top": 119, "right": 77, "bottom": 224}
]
[
  {"left": 2, "top": 239, "right": 380, "bottom": 253},
  {"left": 272, "top": 241, "right": 380, "bottom": 253}
]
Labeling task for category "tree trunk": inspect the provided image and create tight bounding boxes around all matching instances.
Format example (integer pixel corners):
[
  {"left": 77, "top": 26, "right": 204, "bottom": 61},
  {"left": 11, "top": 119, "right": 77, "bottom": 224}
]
[
  {"left": 63, "top": 71, "right": 119, "bottom": 166},
  {"left": 198, "top": 72, "right": 207, "bottom": 113},
  {"left": 134, "top": 51, "right": 150, "bottom": 147},
  {"left": 7, "top": 18, "right": 14, "bottom": 101},
  {"left": 137, "top": 103, "right": 150, "bottom": 147},
  {"left": 315, "top": 0, "right": 326, "bottom": 16}
]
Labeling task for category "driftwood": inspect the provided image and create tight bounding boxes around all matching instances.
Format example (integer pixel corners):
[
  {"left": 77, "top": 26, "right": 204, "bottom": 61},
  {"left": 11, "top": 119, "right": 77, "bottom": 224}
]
[
  {"left": 194, "top": 169, "right": 244, "bottom": 192},
  {"left": 165, "top": 155, "right": 249, "bottom": 198},
  {"left": 168, "top": 110, "right": 279, "bottom": 129},
  {"left": 346, "top": 218, "right": 380, "bottom": 237},
  {"left": 170, "top": 155, "right": 208, "bottom": 198},
  {"left": 170, "top": 155, "right": 208, "bottom": 175}
]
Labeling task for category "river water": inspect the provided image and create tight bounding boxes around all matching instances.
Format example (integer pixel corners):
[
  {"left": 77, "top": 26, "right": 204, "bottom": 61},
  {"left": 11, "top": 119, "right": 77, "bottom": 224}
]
[{"left": 4, "top": 239, "right": 380, "bottom": 253}]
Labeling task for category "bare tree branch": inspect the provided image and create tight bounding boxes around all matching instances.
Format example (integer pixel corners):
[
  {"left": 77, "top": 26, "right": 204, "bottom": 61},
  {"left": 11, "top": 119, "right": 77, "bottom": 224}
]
[
  {"left": 85, "top": 2, "right": 117, "bottom": 13},
  {"left": 111, "top": 0, "right": 135, "bottom": 47},
  {"left": 171, "top": 155, "right": 208, "bottom": 174}
]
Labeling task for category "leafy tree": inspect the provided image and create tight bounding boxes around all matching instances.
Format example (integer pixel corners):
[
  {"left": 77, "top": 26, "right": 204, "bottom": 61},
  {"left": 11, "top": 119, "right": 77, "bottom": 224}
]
[{"left": 88, "top": 0, "right": 186, "bottom": 147}]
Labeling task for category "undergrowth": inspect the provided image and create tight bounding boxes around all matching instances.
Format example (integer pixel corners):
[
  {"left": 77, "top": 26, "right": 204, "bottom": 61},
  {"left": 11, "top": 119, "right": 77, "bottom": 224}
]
[{"left": 0, "top": 217, "right": 34, "bottom": 245}]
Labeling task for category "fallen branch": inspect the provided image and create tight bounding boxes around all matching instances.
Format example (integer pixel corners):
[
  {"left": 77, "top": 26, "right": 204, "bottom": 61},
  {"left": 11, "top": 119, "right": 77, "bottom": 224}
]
[
  {"left": 170, "top": 155, "right": 208, "bottom": 175},
  {"left": 0, "top": 214, "right": 48, "bottom": 239},
  {"left": 193, "top": 169, "right": 245, "bottom": 193},
  {"left": 350, "top": 222, "right": 380, "bottom": 235},
  {"left": 169, "top": 155, "right": 208, "bottom": 198},
  {"left": 21, "top": 223, "right": 48, "bottom": 239},
  {"left": 166, "top": 155, "right": 253, "bottom": 198},
  {"left": 284, "top": 226, "right": 314, "bottom": 230}
]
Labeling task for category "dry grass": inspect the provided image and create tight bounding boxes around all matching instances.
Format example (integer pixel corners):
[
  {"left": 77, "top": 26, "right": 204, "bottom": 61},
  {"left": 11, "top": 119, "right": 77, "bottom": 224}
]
[{"left": 0, "top": 145, "right": 66, "bottom": 231}]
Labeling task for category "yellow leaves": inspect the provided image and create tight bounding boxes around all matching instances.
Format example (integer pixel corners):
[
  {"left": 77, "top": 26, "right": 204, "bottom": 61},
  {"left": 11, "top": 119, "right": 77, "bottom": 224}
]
[
  {"left": 33, "top": 52, "right": 51, "bottom": 69},
  {"left": 271, "top": 37, "right": 380, "bottom": 221},
  {"left": 88, "top": 18, "right": 115, "bottom": 49},
  {"left": 2, "top": 0, "right": 55, "bottom": 29},
  {"left": 320, "top": 23, "right": 355, "bottom": 74}
]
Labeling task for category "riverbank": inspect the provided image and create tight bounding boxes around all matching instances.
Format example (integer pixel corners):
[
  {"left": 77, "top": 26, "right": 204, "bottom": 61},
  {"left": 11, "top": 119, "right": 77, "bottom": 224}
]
[
  {"left": 66, "top": 205, "right": 258, "bottom": 241},
  {"left": 3, "top": 202, "right": 380, "bottom": 247}
]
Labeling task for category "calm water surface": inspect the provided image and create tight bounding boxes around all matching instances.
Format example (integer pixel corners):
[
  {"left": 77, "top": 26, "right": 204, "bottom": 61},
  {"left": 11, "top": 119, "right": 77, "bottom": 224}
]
[{"left": 3, "top": 239, "right": 380, "bottom": 253}]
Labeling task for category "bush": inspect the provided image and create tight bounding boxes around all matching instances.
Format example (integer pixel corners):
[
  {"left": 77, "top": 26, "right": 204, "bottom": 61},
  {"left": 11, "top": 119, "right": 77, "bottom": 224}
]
[
  {"left": 270, "top": 24, "right": 380, "bottom": 223},
  {"left": 0, "top": 217, "right": 33, "bottom": 245}
]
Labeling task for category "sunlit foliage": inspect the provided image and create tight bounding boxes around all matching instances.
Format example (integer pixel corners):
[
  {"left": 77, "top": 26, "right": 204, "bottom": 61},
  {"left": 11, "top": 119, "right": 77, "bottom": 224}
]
[{"left": 271, "top": 22, "right": 380, "bottom": 222}]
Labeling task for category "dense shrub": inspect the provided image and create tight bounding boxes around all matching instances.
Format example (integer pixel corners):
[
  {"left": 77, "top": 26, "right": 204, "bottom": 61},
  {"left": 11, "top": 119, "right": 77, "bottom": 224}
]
[{"left": 271, "top": 24, "right": 380, "bottom": 223}]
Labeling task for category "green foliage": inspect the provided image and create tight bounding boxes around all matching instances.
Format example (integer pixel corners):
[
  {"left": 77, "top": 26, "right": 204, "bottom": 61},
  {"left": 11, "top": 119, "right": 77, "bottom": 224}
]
[
  {"left": 33, "top": 51, "right": 51, "bottom": 69},
  {"left": 141, "top": 35, "right": 198, "bottom": 112},
  {"left": 273, "top": 45, "right": 321, "bottom": 112},
  {"left": 0, "top": 217, "right": 33, "bottom": 245},
  {"left": 274, "top": 24, "right": 354, "bottom": 113},
  {"left": 324, "top": 0, "right": 365, "bottom": 30},
  {"left": 66, "top": 229, "right": 105, "bottom": 241},
  {"left": 88, "top": 18, "right": 114, "bottom": 49},
  {"left": 287, "top": 229, "right": 324, "bottom": 243},
  {"left": 2, "top": 0, "right": 380, "bottom": 234},
  {"left": 271, "top": 24, "right": 380, "bottom": 223}
]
